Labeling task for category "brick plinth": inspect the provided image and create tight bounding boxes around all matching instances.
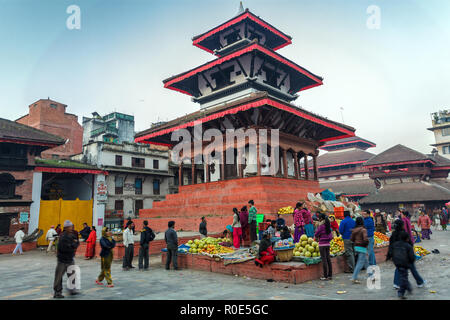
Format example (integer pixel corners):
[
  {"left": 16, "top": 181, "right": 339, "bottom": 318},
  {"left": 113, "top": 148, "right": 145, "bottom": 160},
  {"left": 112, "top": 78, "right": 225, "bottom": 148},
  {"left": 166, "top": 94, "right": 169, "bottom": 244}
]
[
  {"left": 0, "top": 241, "right": 37, "bottom": 254},
  {"left": 74, "top": 233, "right": 220, "bottom": 260},
  {"left": 136, "top": 176, "right": 321, "bottom": 233},
  {"left": 161, "top": 246, "right": 389, "bottom": 284}
]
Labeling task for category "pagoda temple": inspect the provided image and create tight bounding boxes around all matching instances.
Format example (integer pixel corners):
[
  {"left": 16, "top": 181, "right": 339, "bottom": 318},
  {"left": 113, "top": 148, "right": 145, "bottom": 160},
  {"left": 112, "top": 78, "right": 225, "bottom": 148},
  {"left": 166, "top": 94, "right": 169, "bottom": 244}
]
[
  {"left": 135, "top": 6, "right": 355, "bottom": 232},
  {"left": 307, "top": 136, "right": 377, "bottom": 201},
  {"left": 360, "top": 144, "right": 450, "bottom": 215}
]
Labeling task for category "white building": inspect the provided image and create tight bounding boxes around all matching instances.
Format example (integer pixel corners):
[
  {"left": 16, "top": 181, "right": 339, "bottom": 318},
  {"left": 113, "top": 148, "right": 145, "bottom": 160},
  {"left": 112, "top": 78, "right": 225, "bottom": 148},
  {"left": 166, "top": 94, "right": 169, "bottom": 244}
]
[{"left": 429, "top": 110, "right": 450, "bottom": 159}]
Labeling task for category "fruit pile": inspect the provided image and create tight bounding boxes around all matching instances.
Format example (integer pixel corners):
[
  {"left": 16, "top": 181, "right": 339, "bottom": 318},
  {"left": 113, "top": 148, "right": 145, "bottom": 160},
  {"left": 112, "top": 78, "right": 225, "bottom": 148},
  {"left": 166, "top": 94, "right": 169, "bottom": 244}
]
[
  {"left": 330, "top": 236, "right": 344, "bottom": 254},
  {"left": 414, "top": 245, "right": 430, "bottom": 257},
  {"left": 374, "top": 232, "right": 389, "bottom": 241},
  {"left": 278, "top": 206, "right": 294, "bottom": 214},
  {"left": 374, "top": 232, "right": 390, "bottom": 247},
  {"left": 186, "top": 237, "right": 233, "bottom": 255},
  {"left": 293, "top": 234, "right": 320, "bottom": 257}
]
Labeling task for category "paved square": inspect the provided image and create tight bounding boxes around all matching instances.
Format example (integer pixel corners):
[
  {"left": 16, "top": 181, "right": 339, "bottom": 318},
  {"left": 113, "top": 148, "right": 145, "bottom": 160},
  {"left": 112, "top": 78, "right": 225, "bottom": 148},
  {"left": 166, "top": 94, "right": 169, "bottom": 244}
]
[{"left": 0, "top": 230, "right": 448, "bottom": 300}]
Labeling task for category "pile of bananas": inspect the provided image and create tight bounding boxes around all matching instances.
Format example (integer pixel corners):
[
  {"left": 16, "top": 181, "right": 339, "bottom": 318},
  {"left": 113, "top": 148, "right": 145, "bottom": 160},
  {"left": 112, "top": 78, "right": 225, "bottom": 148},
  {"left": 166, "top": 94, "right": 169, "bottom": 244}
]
[
  {"left": 414, "top": 245, "right": 430, "bottom": 257},
  {"left": 278, "top": 206, "right": 294, "bottom": 214},
  {"left": 330, "top": 236, "right": 344, "bottom": 254}
]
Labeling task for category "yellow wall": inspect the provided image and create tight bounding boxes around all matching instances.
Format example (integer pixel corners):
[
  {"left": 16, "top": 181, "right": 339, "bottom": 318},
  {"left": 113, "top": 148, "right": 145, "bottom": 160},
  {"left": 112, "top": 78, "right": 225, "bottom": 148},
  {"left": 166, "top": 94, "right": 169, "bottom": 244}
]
[{"left": 37, "top": 198, "right": 93, "bottom": 246}]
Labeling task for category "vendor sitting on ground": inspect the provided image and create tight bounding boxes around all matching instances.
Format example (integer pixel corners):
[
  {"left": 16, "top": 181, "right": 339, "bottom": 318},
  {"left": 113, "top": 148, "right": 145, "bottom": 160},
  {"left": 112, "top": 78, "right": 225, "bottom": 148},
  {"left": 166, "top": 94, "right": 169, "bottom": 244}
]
[
  {"left": 329, "top": 215, "right": 340, "bottom": 238},
  {"left": 220, "top": 226, "right": 233, "bottom": 246},
  {"left": 280, "top": 226, "right": 292, "bottom": 240},
  {"left": 254, "top": 231, "right": 276, "bottom": 267},
  {"left": 276, "top": 214, "right": 286, "bottom": 231},
  {"left": 267, "top": 220, "right": 277, "bottom": 238}
]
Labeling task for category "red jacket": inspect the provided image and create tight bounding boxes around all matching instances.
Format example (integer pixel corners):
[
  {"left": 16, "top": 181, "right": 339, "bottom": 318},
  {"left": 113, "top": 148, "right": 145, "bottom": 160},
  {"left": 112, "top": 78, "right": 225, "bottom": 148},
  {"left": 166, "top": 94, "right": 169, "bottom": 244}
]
[{"left": 418, "top": 215, "right": 431, "bottom": 229}]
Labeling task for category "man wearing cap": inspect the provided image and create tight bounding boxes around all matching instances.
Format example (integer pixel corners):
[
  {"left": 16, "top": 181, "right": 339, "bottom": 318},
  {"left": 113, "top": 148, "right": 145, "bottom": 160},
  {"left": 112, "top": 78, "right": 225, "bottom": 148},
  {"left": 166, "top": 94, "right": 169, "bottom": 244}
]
[
  {"left": 53, "top": 220, "right": 80, "bottom": 298},
  {"left": 46, "top": 225, "right": 58, "bottom": 253}
]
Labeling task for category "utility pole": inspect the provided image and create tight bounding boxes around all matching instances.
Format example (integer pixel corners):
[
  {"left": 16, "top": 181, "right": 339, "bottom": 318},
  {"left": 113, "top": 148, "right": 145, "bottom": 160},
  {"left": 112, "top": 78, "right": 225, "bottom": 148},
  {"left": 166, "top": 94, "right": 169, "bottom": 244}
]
[{"left": 340, "top": 107, "right": 345, "bottom": 124}]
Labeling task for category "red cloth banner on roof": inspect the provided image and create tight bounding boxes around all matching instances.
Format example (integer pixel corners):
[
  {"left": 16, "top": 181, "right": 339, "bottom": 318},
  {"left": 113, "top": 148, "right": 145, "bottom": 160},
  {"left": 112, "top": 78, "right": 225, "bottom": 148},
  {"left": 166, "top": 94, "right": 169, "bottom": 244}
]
[
  {"left": 164, "top": 43, "right": 323, "bottom": 95},
  {"left": 193, "top": 12, "right": 292, "bottom": 54},
  {"left": 35, "top": 167, "right": 108, "bottom": 175},
  {"left": 135, "top": 97, "right": 354, "bottom": 144}
]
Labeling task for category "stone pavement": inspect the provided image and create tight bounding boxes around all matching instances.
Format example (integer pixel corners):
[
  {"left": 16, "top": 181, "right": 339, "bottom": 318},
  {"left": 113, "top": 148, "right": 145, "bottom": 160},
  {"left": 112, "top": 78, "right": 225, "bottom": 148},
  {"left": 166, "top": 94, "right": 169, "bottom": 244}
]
[{"left": 0, "top": 230, "right": 448, "bottom": 300}]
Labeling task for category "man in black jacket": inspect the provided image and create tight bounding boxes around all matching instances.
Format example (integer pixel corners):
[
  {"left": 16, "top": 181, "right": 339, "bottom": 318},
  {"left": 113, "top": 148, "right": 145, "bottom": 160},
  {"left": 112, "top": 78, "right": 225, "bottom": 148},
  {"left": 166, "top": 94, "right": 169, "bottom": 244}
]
[
  {"left": 53, "top": 220, "right": 80, "bottom": 298},
  {"left": 79, "top": 223, "right": 91, "bottom": 241},
  {"left": 391, "top": 231, "right": 416, "bottom": 299},
  {"left": 164, "top": 220, "right": 178, "bottom": 270},
  {"left": 199, "top": 217, "right": 207, "bottom": 238},
  {"left": 139, "top": 220, "right": 156, "bottom": 270}
]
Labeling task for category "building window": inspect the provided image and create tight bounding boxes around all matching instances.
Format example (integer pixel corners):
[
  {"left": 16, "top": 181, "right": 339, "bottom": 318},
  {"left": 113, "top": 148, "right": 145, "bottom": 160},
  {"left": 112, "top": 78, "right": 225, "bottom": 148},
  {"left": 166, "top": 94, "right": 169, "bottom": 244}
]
[
  {"left": 50, "top": 103, "right": 57, "bottom": 109},
  {"left": 114, "top": 200, "right": 124, "bottom": 211},
  {"left": 132, "top": 157, "right": 145, "bottom": 168},
  {"left": 135, "top": 200, "right": 143, "bottom": 216},
  {"left": 153, "top": 159, "right": 159, "bottom": 169},
  {"left": 443, "top": 146, "right": 450, "bottom": 154},
  {"left": 115, "top": 177, "right": 124, "bottom": 194},
  {"left": 443, "top": 128, "right": 450, "bottom": 136},
  {"left": 135, "top": 178, "right": 142, "bottom": 195},
  {"left": 0, "top": 173, "right": 15, "bottom": 199},
  {"left": 115, "top": 155, "right": 122, "bottom": 166},
  {"left": 153, "top": 179, "right": 160, "bottom": 195}
]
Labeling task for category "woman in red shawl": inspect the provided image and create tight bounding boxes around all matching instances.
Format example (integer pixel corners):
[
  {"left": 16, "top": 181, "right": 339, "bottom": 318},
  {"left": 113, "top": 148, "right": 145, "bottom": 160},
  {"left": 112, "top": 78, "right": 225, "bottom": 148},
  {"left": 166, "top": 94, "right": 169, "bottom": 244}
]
[
  {"left": 85, "top": 226, "right": 97, "bottom": 259},
  {"left": 329, "top": 215, "right": 340, "bottom": 238}
]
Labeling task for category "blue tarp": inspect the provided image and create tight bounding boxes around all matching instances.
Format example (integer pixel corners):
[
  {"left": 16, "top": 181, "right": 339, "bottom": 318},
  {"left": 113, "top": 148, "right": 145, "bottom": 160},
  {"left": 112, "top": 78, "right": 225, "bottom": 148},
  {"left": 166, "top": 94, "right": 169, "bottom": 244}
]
[{"left": 321, "top": 189, "right": 336, "bottom": 201}]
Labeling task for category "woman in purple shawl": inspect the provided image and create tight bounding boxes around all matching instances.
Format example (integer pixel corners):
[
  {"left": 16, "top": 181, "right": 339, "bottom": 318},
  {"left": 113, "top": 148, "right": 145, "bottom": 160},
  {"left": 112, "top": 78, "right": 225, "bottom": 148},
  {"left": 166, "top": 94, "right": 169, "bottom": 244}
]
[{"left": 239, "top": 206, "right": 249, "bottom": 242}]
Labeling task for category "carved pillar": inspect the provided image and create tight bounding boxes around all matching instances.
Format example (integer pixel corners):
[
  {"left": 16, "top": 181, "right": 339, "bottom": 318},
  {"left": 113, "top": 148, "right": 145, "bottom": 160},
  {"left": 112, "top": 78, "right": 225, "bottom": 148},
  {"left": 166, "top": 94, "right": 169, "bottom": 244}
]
[
  {"left": 294, "top": 152, "right": 299, "bottom": 179},
  {"left": 221, "top": 149, "right": 225, "bottom": 180},
  {"left": 282, "top": 149, "right": 288, "bottom": 178},
  {"left": 256, "top": 139, "right": 261, "bottom": 176},
  {"left": 205, "top": 154, "right": 210, "bottom": 183},
  {"left": 237, "top": 149, "right": 244, "bottom": 178},
  {"left": 191, "top": 156, "right": 196, "bottom": 185},
  {"left": 313, "top": 155, "right": 318, "bottom": 181},
  {"left": 304, "top": 155, "right": 309, "bottom": 180},
  {"left": 178, "top": 161, "right": 183, "bottom": 186}
]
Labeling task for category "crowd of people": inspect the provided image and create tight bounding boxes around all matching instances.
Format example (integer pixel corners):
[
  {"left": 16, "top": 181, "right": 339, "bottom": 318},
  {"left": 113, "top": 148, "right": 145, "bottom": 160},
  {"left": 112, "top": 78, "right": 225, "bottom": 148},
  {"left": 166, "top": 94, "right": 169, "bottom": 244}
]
[{"left": 10, "top": 201, "right": 448, "bottom": 299}]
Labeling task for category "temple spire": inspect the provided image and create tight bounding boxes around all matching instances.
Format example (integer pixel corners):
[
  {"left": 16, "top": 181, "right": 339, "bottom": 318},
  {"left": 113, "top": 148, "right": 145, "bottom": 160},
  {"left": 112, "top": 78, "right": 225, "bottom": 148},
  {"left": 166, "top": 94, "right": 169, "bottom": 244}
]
[{"left": 237, "top": 1, "right": 244, "bottom": 15}]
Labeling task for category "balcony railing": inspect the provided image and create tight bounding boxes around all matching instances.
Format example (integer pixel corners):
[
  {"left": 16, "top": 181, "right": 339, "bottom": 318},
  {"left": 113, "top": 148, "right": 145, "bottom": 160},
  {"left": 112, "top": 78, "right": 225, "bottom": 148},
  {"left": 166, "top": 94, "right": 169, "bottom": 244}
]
[{"left": 90, "top": 126, "right": 119, "bottom": 137}]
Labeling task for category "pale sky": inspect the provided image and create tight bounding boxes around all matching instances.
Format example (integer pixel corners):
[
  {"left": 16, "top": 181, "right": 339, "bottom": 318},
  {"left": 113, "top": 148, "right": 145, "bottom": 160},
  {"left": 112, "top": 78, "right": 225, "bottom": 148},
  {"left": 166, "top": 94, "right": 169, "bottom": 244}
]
[{"left": 1, "top": 0, "right": 449, "bottom": 155}]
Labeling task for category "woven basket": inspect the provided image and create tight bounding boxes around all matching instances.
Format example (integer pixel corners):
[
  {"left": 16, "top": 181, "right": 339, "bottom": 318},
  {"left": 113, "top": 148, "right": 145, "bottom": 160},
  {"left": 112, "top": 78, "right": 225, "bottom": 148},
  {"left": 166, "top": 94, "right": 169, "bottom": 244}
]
[{"left": 276, "top": 248, "right": 294, "bottom": 262}]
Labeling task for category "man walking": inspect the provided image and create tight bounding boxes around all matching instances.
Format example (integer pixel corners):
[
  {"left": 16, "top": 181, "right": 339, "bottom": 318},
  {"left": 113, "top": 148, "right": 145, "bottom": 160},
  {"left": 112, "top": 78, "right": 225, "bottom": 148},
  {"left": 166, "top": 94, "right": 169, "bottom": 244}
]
[
  {"left": 248, "top": 200, "right": 257, "bottom": 242},
  {"left": 339, "top": 211, "right": 356, "bottom": 273},
  {"left": 53, "top": 220, "right": 80, "bottom": 298},
  {"left": 165, "top": 221, "right": 178, "bottom": 270},
  {"left": 12, "top": 227, "right": 25, "bottom": 255},
  {"left": 139, "top": 220, "right": 155, "bottom": 270},
  {"left": 363, "top": 210, "right": 376, "bottom": 265},
  {"left": 122, "top": 221, "right": 135, "bottom": 270},
  {"left": 46, "top": 225, "right": 58, "bottom": 253}
]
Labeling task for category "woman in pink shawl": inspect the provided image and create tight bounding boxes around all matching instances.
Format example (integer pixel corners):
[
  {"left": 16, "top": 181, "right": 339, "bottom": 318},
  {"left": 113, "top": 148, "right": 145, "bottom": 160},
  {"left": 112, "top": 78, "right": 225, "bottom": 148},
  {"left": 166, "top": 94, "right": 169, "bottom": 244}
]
[
  {"left": 293, "top": 202, "right": 305, "bottom": 243},
  {"left": 401, "top": 211, "right": 414, "bottom": 243}
]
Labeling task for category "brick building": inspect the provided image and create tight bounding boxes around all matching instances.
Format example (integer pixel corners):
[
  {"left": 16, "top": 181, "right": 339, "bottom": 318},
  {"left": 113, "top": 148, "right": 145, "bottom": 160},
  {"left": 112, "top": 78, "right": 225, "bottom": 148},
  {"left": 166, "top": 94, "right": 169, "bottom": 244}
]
[
  {"left": 16, "top": 98, "right": 83, "bottom": 159},
  {"left": 0, "top": 118, "right": 64, "bottom": 238}
]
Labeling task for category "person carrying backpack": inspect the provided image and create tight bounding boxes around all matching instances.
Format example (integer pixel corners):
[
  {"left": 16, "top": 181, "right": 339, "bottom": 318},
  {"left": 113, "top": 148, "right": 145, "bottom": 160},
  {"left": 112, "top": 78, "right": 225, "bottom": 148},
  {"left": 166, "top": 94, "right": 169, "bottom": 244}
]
[
  {"left": 139, "top": 220, "right": 156, "bottom": 270},
  {"left": 387, "top": 229, "right": 416, "bottom": 299}
]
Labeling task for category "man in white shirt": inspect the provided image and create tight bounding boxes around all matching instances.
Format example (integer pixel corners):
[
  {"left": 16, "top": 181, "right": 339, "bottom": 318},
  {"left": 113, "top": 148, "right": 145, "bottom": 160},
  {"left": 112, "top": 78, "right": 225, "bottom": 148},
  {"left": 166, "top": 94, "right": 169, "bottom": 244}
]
[
  {"left": 46, "top": 225, "right": 58, "bottom": 253},
  {"left": 12, "top": 227, "right": 25, "bottom": 255},
  {"left": 122, "top": 221, "right": 135, "bottom": 270}
]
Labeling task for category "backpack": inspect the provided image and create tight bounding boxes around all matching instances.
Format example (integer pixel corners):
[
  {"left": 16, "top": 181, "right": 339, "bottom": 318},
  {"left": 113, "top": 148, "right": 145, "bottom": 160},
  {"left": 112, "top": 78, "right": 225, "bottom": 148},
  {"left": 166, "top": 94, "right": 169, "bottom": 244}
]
[
  {"left": 146, "top": 228, "right": 156, "bottom": 243},
  {"left": 392, "top": 242, "right": 410, "bottom": 267}
]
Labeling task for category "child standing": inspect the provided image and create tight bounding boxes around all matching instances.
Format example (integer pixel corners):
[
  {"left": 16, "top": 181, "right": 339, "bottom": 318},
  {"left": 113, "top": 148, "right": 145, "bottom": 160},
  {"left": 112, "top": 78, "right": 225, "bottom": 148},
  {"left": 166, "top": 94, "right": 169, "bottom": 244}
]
[{"left": 390, "top": 231, "right": 416, "bottom": 299}]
